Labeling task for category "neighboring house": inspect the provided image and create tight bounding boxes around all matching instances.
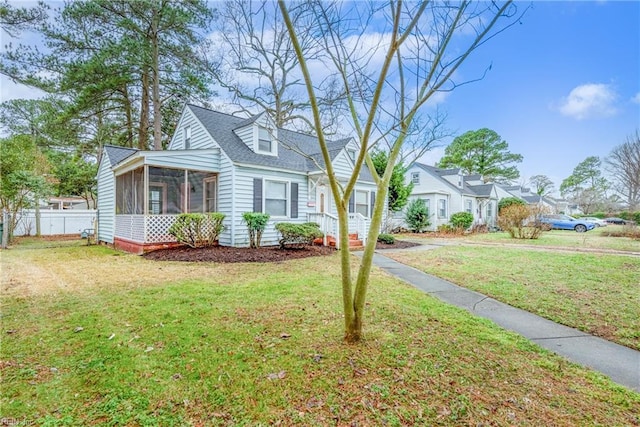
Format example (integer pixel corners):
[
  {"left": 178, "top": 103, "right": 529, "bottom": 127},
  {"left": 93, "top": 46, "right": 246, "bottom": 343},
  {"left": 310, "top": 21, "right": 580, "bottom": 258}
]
[
  {"left": 498, "top": 185, "right": 563, "bottom": 213},
  {"left": 43, "top": 196, "right": 95, "bottom": 210},
  {"left": 401, "top": 163, "right": 499, "bottom": 230},
  {"left": 97, "top": 104, "right": 376, "bottom": 253}
]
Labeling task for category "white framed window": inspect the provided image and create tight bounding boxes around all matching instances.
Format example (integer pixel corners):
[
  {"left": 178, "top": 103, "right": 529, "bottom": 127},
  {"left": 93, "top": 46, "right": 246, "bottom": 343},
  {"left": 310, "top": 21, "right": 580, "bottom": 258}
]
[
  {"left": 487, "top": 202, "right": 493, "bottom": 218},
  {"left": 258, "top": 127, "right": 272, "bottom": 153},
  {"left": 466, "top": 200, "right": 472, "bottom": 213},
  {"left": 184, "top": 126, "right": 191, "bottom": 149},
  {"left": 411, "top": 172, "right": 420, "bottom": 185},
  {"left": 355, "top": 190, "right": 368, "bottom": 217},
  {"left": 347, "top": 149, "right": 356, "bottom": 163},
  {"left": 438, "top": 199, "right": 447, "bottom": 219},
  {"left": 423, "top": 198, "right": 430, "bottom": 216},
  {"left": 265, "top": 180, "right": 288, "bottom": 217}
]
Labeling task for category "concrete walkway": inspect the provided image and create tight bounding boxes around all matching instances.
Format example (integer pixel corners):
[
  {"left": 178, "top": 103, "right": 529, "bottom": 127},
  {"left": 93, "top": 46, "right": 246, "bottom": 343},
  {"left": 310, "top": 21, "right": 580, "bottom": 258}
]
[{"left": 369, "top": 250, "right": 640, "bottom": 393}]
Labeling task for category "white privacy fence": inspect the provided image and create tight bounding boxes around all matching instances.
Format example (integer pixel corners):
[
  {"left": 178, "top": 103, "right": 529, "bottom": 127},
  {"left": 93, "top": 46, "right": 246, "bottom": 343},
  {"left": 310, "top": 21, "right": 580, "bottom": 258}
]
[{"left": 11, "top": 209, "right": 97, "bottom": 236}]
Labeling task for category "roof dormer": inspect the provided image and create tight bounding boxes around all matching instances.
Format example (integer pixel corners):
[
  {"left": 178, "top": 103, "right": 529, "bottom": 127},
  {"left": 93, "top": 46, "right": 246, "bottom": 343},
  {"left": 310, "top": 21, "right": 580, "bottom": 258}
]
[{"left": 233, "top": 112, "right": 278, "bottom": 157}]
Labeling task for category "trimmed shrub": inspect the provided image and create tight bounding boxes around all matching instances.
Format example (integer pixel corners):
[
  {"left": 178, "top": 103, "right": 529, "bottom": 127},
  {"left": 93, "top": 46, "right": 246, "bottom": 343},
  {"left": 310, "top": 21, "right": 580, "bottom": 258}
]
[
  {"left": 497, "top": 204, "right": 549, "bottom": 240},
  {"left": 168, "top": 212, "right": 225, "bottom": 248},
  {"left": 275, "top": 222, "right": 323, "bottom": 249},
  {"left": 450, "top": 212, "right": 473, "bottom": 230},
  {"left": 242, "top": 212, "right": 270, "bottom": 248},
  {"left": 377, "top": 233, "right": 395, "bottom": 244},
  {"left": 405, "top": 199, "right": 430, "bottom": 232},
  {"left": 498, "top": 197, "right": 525, "bottom": 213}
]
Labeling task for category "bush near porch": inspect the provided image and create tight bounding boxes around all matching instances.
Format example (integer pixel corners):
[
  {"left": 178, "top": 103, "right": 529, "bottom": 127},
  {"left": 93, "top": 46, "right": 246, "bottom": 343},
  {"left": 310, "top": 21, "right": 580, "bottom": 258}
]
[{"left": 168, "top": 213, "right": 225, "bottom": 248}]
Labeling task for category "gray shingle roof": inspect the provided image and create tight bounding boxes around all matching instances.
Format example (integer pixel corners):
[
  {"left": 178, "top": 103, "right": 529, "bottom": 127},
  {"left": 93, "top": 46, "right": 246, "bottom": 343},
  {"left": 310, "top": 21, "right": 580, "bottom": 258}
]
[
  {"left": 188, "top": 104, "right": 374, "bottom": 181},
  {"left": 104, "top": 145, "right": 138, "bottom": 167},
  {"left": 467, "top": 184, "right": 494, "bottom": 197}
]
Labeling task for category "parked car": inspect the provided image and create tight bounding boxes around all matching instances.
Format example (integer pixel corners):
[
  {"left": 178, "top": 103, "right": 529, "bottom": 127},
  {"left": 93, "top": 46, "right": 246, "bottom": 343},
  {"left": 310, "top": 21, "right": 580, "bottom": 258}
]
[
  {"left": 582, "top": 217, "right": 608, "bottom": 227},
  {"left": 536, "top": 214, "right": 596, "bottom": 232},
  {"left": 603, "top": 217, "right": 629, "bottom": 225}
]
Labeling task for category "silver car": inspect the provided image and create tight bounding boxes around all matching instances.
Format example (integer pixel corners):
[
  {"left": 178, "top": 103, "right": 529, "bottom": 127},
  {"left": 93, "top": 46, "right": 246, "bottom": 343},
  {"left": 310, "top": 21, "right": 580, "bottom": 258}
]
[{"left": 582, "top": 217, "right": 608, "bottom": 227}]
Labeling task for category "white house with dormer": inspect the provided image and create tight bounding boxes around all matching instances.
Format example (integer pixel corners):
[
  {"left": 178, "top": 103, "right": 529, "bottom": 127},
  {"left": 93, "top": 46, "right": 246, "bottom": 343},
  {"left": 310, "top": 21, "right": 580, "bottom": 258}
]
[
  {"left": 401, "top": 163, "right": 500, "bottom": 230},
  {"left": 96, "top": 104, "right": 377, "bottom": 253}
]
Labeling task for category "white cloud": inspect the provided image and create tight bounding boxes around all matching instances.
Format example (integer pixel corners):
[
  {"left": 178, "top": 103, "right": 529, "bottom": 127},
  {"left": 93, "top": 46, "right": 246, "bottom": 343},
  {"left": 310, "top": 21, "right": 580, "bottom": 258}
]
[
  {"left": 556, "top": 83, "right": 618, "bottom": 120},
  {"left": 631, "top": 92, "right": 640, "bottom": 104}
]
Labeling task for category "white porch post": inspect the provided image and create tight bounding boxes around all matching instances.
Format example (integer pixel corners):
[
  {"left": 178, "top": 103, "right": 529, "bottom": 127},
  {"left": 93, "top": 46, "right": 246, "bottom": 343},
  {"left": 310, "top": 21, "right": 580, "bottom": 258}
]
[{"left": 143, "top": 165, "right": 149, "bottom": 215}]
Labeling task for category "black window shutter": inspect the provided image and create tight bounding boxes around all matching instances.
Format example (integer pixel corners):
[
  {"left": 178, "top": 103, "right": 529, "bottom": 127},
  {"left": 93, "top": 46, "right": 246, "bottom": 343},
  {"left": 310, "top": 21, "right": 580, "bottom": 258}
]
[
  {"left": 349, "top": 192, "right": 355, "bottom": 213},
  {"left": 291, "top": 183, "right": 298, "bottom": 218},
  {"left": 370, "top": 191, "right": 376, "bottom": 217},
  {"left": 253, "top": 178, "right": 263, "bottom": 212}
]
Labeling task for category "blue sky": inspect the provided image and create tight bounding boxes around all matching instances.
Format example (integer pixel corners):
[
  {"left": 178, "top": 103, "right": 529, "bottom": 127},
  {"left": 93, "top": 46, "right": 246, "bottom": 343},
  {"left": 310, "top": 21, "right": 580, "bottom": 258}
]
[
  {"left": 420, "top": 1, "right": 640, "bottom": 192},
  {"left": 1, "top": 1, "right": 638, "bottom": 194}
]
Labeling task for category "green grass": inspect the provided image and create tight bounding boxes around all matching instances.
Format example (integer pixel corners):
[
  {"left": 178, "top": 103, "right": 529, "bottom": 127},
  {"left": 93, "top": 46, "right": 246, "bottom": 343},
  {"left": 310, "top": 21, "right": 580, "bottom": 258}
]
[
  {"left": 461, "top": 226, "right": 640, "bottom": 252},
  {"left": 387, "top": 246, "right": 640, "bottom": 350},
  {"left": 1, "top": 244, "right": 639, "bottom": 425}
]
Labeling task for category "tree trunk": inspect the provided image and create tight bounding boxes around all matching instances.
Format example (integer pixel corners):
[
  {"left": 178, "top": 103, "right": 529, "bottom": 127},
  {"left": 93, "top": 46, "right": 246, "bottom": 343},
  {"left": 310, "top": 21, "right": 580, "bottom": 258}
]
[
  {"left": 151, "top": 9, "right": 162, "bottom": 151},
  {"left": 139, "top": 68, "right": 150, "bottom": 150},
  {"left": 123, "top": 84, "right": 134, "bottom": 148}
]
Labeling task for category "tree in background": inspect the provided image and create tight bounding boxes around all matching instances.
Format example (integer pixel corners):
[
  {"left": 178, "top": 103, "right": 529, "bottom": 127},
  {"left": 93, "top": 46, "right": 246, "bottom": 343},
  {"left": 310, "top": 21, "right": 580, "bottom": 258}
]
[
  {"left": 279, "top": 0, "right": 522, "bottom": 342},
  {"left": 529, "top": 174, "right": 555, "bottom": 197},
  {"left": 438, "top": 128, "right": 522, "bottom": 183},
  {"left": 206, "top": 0, "right": 340, "bottom": 131},
  {"left": 2, "top": 0, "right": 215, "bottom": 151},
  {"left": 371, "top": 150, "right": 413, "bottom": 213},
  {"left": 560, "top": 156, "right": 610, "bottom": 214},
  {"left": 605, "top": 131, "right": 640, "bottom": 210},
  {"left": 497, "top": 196, "right": 525, "bottom": 213},
  {"left": 0, "top": 135, "right": 51, "bottom": 245}
]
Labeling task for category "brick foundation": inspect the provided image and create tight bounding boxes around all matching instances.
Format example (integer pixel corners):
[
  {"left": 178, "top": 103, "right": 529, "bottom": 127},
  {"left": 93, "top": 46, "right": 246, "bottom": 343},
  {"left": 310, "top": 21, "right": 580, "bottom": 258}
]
[{"left": 114, "top": 237, "right": 184, "bottom": 255}]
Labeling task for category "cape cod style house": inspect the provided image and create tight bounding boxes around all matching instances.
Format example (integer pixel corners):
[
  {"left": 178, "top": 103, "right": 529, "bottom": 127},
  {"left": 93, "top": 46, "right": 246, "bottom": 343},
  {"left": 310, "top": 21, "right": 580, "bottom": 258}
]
[
  {"left": 97, "top": 104, "right": 376, "bottom": 253},
  {"left": 398, "top": 164, "right": 570, "bottom": 231},
  {"left": 402, "top": 163, "right": 500, "bottom": 230}
]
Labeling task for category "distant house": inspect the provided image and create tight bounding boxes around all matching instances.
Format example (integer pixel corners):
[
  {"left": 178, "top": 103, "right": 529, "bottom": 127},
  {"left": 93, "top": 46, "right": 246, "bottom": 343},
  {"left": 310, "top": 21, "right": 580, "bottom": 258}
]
[
  {"left": 97, "top": 104, "right": 376, "bottom": 253},
  {"left": 401, "top": 163, "right": 499, "bottom": 230},
  {"left": 497, "top": 185, "right": 562, "bottom": 213}
]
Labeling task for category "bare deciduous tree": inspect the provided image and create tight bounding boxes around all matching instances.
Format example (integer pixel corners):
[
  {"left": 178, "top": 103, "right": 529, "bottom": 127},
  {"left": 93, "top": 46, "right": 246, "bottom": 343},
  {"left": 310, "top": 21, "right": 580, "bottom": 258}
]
[
  {"left": 606, "top": 130, "right": 640, "bottom": 210},
  {"left": 279, "top": 0, "right": 523, "bottom": 342},
  {"left": 206, "top": 0, "right": 345, "bottom": 132},
  {"left": 529, "top": 174, "right": 555, "bottom": 197}
]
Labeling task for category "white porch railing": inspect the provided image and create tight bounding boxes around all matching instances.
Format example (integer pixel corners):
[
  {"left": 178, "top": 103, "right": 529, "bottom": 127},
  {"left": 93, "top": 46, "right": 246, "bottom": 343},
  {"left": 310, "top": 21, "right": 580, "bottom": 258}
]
[{"left": 307, "top": 212, "right": 369, "bottom": 249}]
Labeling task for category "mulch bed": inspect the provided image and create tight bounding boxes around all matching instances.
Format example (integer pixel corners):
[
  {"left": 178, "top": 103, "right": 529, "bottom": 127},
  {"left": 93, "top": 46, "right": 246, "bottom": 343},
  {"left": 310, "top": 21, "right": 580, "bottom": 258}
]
[{"left": 142, "top": 240, "right": 421, "bottom": 263}]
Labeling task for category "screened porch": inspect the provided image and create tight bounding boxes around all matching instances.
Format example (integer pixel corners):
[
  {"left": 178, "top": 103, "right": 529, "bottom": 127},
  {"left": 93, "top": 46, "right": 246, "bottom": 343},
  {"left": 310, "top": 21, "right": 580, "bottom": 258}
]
[{"left": 114, "top": 166, "right": 218, "bottom": 244}]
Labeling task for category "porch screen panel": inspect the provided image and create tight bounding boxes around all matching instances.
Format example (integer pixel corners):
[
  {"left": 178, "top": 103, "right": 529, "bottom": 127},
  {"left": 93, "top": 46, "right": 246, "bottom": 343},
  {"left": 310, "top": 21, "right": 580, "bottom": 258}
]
[
  {"left": 116, "top": 168, "right": 144, "bottom": 214},
  {"left": 187, "top": 171, "right": 217, "bottom": 213},
  {"left": 148, "top": 167, "right": 183, "bottom": 214}
]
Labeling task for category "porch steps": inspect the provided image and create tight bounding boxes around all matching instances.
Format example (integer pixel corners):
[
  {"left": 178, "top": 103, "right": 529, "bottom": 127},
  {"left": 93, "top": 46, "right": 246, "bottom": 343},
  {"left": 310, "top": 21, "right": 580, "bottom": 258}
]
[{"left": 314, "top": 233, "right": 364, "bottom": 250}]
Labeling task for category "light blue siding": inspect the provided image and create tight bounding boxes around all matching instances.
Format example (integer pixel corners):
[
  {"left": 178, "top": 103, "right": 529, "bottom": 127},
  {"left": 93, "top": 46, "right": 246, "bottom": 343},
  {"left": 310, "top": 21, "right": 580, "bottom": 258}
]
[
  {"left": 97, "top": 151, "right": 116, "bottom": 243},
  {"left": 216, "top": 152, "right": 235, "bottom": 246},
  {"left": 232, "top": 166, "right": 308, "bottom": 247},
  {"left": 168, "top": 107, "right": 217, "bottom": 150},
  {"left": 144, "top": 149, "right": 220, "bottom": 171},
  {"left": 233, "top": 125, "right": 253, "bottom": 150}
]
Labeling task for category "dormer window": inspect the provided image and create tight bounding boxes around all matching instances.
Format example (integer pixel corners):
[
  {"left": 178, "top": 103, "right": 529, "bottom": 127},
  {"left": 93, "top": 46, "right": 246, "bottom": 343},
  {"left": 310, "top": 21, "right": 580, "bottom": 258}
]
[{"left": 258, "top": 127, "right": 272, "bottom": 153}]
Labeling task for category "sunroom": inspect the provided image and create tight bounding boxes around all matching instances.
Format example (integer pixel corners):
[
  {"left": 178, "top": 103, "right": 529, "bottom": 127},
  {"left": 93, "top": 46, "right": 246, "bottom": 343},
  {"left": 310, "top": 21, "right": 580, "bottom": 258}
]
[{"left": 112, "top": 149, "right": 220, "bottom": 252}]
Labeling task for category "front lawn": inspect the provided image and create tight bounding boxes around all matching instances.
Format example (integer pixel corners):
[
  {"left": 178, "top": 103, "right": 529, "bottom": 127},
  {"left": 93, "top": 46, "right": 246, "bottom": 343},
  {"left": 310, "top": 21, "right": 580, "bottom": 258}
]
[
  {"left": 463, "top": 226, "right": 640, "bottom": 252},
  {"left": 1, "top": 244, "right": 638, "bottom": 425},
  {"left": 386, "top": 246, "right": 640, "bottom": 351}
]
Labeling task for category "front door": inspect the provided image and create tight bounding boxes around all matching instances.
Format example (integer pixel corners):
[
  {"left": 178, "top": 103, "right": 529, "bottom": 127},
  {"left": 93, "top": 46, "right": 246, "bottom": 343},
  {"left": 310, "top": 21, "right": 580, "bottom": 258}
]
[{"left": 316, "top": 184, "right": 330, "bottom": 214}]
